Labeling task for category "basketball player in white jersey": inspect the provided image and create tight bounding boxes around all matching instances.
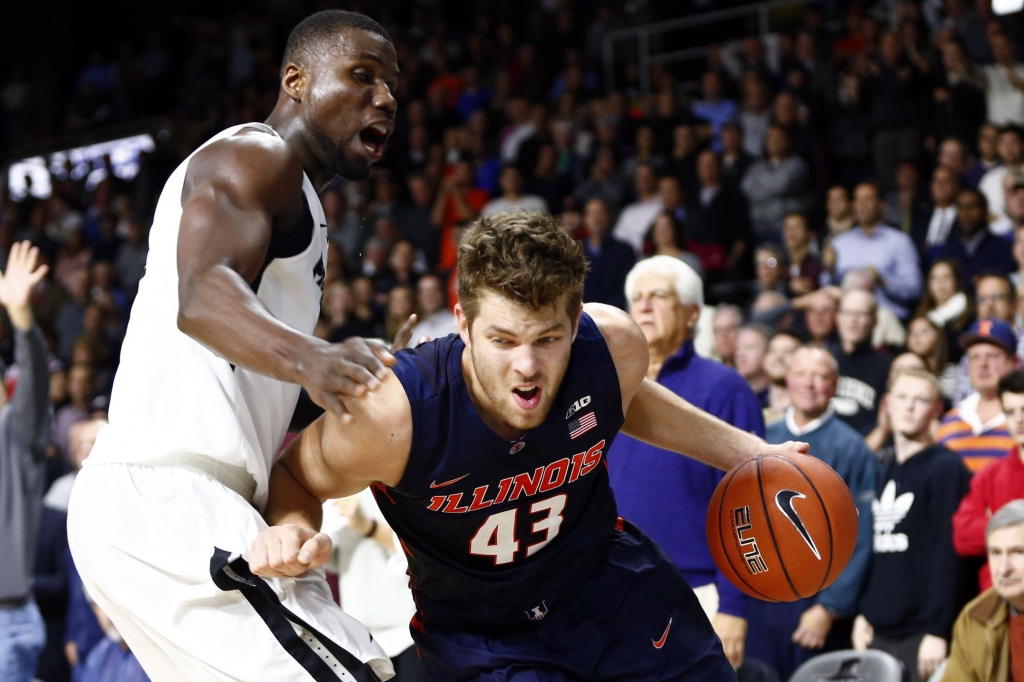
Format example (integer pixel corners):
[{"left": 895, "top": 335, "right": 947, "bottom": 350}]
[{"left": 67, "top": 11, "right": 401, "bottom": 682}]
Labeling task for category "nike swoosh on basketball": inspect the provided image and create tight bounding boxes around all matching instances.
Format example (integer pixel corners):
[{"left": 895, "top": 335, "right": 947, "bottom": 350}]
[
  {"left": 429, "top": 474, "right": 471, "bottom": 489},
  {"left": 652, "top": 618, "right": 672, "bottom": 649},
  {"left": 775, "top": 490, "right": 822, "bottom": 560}
]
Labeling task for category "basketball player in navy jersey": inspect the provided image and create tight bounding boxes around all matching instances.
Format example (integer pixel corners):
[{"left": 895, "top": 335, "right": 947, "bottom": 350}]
[
  {"left": 250, "top": 213, "right": 809, "bottom": 681},
  {"left": 69, "top": 11, "right": 407, "bottom": 681}
]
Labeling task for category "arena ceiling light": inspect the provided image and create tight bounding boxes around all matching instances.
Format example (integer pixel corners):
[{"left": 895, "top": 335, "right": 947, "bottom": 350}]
[
  {"left": 993, "top": 0, "right": 1023, "bottom": 14},
  {"left": 6, "top": 133, "right": 156, "bottom": 201}
]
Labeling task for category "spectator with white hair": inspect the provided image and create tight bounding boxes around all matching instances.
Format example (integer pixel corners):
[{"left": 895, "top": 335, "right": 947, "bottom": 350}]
[
  {"left": 608, "top": 256, "right": 765, "bottom": 672},
  {"left": 943, "top": 499, "right": 1024, "bottom": 681}
]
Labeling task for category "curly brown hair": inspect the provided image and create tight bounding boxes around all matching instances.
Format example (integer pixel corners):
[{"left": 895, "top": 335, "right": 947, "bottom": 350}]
[{"left": 457, "top": 212, "right": 588, "bottom": 324}]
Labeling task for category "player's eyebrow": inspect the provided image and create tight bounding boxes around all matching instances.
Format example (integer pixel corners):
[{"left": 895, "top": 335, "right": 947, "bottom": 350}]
[
  {"left": 487, "top": 323, "right": 566, "bottom": 337},
  {"left": 355, "top": 52, "right": 400, "bottom": 80}
]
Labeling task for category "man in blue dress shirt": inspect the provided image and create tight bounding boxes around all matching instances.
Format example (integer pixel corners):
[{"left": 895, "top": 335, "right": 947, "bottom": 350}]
[
  {"left": 831, "top": 182, "right": 922, "bottom": 319},
  {"left": 608, "top": 256, "right": 765, "bottom": 670}
]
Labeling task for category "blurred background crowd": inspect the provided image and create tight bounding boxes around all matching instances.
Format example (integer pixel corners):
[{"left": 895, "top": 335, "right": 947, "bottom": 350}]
[{"left": 3, "top": 0, "right": 1024, "bottom": 679}]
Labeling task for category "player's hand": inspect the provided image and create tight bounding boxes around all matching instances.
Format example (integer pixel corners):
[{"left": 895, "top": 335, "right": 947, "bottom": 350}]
[
  {"left": 297, "top": 337, "right": 397, "bottom": 421},
  {"left": 851, "top": 614, "right": 874, "bottom": 650},
  {"left": 390, "top": 314, "right": 417, "bottom": 352},
  {"left": 792, "top": 603, "right": 834, "bottom": 650},
  {"left": 917, "top": 634, "right": 947, "bottom": 680},
  {"left": 712, "top": 612, "right": 747, "bottom": 669},
  {"left": 759, "top": 440, "right": 811, "bottom": 459},
  {"left": 249, "top": 525, "right": 333, "bottom": 578},
  {"left": 64, "top": 641, "right": 79, "bottom": 666},
  {"left": 0, "top": 241, "right": 47, "bottom": 330}
]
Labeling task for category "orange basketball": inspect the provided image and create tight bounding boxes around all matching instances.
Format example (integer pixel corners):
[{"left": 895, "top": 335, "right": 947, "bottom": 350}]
[{"left": 706, "top": 453, "right": 858, "bottom": 602}]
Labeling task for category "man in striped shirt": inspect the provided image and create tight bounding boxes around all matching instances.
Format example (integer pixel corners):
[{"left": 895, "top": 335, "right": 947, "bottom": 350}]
[{"left": 937, "top": 319, "right": 1019, "bottom": 472}]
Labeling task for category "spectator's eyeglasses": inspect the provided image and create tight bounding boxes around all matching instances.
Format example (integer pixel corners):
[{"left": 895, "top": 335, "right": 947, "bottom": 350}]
[
  {"left": 838, "top": 309, "right": 873, "bottom": 319},
  {"left": 977, "top": 293, "right": 1011, "bottom": 304},
  {"left": 756, "top": 258, "right": 779, "bottom": 268}
]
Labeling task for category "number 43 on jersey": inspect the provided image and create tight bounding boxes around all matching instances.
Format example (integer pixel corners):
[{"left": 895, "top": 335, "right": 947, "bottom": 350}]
[{"left": 469, "top": 494, "right": 567, "bottom": 565}]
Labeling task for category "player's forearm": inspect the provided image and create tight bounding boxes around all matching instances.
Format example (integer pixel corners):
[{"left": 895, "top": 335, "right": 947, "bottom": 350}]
[
  {"left": 177, "top": 264, "right": 320, "bottom": 384},
  {"left": 264, "top": 459, "right": 325, "bottom": 530},
  {"left": 621, "top": 379, "right": 764, "bottom": 471}
]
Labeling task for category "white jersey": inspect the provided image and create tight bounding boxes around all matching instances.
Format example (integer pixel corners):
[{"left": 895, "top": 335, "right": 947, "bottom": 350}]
[{"left": 88, "top": 123, "right": 328, "bottom": 509}]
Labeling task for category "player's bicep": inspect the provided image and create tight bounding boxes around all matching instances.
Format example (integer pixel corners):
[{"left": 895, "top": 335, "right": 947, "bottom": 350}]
[
  {"left": 177, "top": 138, "right": 303, "bottom": 292},
  {"left": 281, "top": 374, "right": 412, "bottom": 501},
  {"left": 177, "top": 185, "right": 274, "bottom": 286}
]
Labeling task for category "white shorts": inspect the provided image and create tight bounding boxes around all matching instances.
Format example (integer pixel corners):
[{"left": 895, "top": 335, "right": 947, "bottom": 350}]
[{"left": 67, "top": 463, "right": 395, "bottom": 682}]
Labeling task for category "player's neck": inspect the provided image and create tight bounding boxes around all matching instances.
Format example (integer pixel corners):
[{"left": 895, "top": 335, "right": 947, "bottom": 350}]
[{"left": 264, "top": 107, "right": 332, "bottom": 191}]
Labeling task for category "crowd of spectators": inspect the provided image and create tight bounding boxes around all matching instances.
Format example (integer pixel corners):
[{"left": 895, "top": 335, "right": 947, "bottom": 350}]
[{"left": 2, "top": 0, "right": 1024, "bottom": 679}]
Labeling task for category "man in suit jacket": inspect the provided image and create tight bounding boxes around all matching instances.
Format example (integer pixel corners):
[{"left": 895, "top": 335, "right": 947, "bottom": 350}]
[
  {"left": 933, "top": 189, "right": 1015, "bottom": 289},
  {"left": 686, "top": 149, "right": 754, "bottom": 283}
]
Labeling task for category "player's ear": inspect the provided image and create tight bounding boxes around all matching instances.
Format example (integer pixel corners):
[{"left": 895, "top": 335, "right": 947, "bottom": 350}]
[
  {"left": 455, "top": 303, "right": 471, "bottom": 345},
  {"left": 281, "top": 62, "right": 308, "bottom": 103},
  {"left": 570, "top": 304, "right": 583, "bottom": 343}
]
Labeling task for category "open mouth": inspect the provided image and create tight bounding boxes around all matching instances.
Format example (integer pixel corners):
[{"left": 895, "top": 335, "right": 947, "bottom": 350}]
[
  {"left": 512, "top": 386, "right": 541, "bottom": 410},
  {"left": 359, "top": 123, "right": 388, "bottom": 157}
]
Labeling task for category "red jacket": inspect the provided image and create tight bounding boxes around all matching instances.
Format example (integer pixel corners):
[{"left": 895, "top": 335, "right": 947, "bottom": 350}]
[{"left": 952, "top": 446, "right": 1024, "bottom": 590}]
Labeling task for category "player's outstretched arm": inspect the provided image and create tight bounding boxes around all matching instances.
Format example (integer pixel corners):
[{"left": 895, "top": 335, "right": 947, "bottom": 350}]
[
  {"left": 250, "top": 373, "right": 412, "bottom": 577},
  {"left": 586, "top": 303, "right": 808, "bottom": 471},
  {"left": 176, "top": 132, "right": 395, "bottom": 420}
]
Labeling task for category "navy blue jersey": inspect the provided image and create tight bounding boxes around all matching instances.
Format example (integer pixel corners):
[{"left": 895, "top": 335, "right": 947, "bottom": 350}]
[{"left": 375, "top": 312, "right": 623, "bottom": 634}]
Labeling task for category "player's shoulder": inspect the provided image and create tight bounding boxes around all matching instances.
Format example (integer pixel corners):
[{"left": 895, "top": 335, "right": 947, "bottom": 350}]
[
  {"left": 393, "top": 334, "right": 463, "bottom": 402},
  {"left": 583, "top": 303, "right": 645, "bottom": 352},
  {"left": 186, "top": 126, "right": 305, "bottom": 199},
  {"left": 583, "top": 303, "right": 647, "bottom": 385}
]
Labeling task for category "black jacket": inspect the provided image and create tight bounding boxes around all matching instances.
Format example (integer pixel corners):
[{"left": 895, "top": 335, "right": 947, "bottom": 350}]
[{"left": 583, "top": 237, "right": 636, "bottom": 311}]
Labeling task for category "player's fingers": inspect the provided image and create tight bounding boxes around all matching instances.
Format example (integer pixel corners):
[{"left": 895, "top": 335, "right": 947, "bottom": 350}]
[
  {"left": 390, "top": 314, "right": 417, "bottom": 353},
  {"left": 279, "top": 529, "right": 304, "bottom": 571},
  {"left": 297, "top": 533, "right": 333, "bottom": 568},
  {"left": 366, "top": 338, "right": 398, "bottom": 371},
  {"left": 264, "top": 535, "right": 285, "bottom": 575},
  {"left": 312, "top": 390, "right": 352, "bottom": 423},
  {"left": 323, "top": 369, "right": 372, "bottom": 399},
  {"left": 249, "top": 536, "right": 270, "bottom": 576},
  {"left": 29, "top": 263, "right": 48, "bottom": 285},
  {"left": 343, "top": 337, "right": 391, "bottom": 380}
]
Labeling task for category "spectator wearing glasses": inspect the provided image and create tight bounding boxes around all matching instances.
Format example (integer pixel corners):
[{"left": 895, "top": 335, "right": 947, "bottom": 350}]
[
  {"left": 938, "top": 319, "right": 1019, "bottom": 473},
  {"left": 609, "top": 256, "right": 764, "bottom": 672},
  {"left": 753, "top": 244, "right": 788, "bottom": 297}
]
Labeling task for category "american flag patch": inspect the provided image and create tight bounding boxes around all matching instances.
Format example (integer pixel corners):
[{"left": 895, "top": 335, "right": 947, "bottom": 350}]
[{"left": 568, "top": 412, "right": 597, "bottom": 439}]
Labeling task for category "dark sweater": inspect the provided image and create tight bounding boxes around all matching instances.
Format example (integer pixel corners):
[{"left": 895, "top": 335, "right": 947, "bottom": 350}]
[
  {"left": 828, "top": 340, "right": 892, "bottom": 436},
  {"left": 859, "top": 444, "right": 970, "bottom": 639},
  {"left": 583, "top": 237, "right": 635, "bottom": 310},
  {"left": 0, "top": 326, "right": 54, "bottom": 601}
]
